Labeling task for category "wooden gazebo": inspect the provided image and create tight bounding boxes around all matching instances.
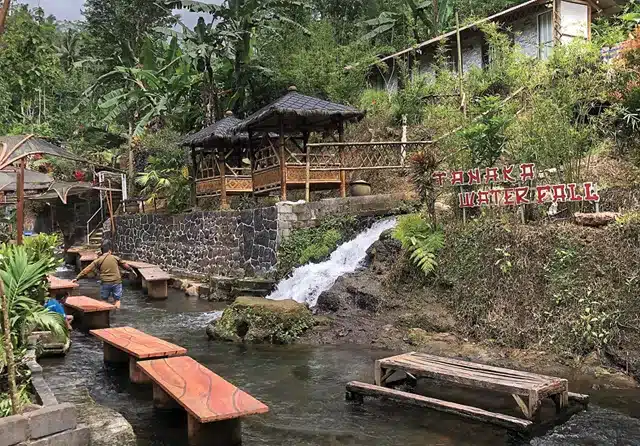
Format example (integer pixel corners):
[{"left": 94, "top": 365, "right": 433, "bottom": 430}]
[
  {"left": 183, "top": 112, "right": 254, "bottom": 208},
  {"left": 234, "top": 86, "right": 365, "bottom": 201}
]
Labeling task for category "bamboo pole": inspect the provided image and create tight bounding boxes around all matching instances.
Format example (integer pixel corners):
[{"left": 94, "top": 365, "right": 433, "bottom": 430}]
[
  {"left": 0, "top": 0, "right": 11, "bottom": 37},
  {"left": 219, "top": 151, "right": 228, "bottom": 209},
  {"left": 338, "top": 122, "right": 346, "bottom": 198},
  {"left": 279, "top": 118, "right": 287, "bottom": 201},
  {"left": 304, "top": 132, "right": 311, "bottom": 202},
  {"left": 16, "top": 158, "right": 25, "bottom": 245},
  {"left": 0, "top": 279, "right": 19, "bottom": 415},
  {"left": 106, "top": 180, "right": 115, "bottom": 233},
  {"left": 456, "top": 11, "right": 466, "bottom": 117}
]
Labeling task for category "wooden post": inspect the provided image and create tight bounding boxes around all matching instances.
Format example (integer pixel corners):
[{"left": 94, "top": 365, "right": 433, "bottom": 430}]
[
  {"left": 338, "top": 122, "right": 346, "bottom": 198},
  {"left": 107, "top": 180, "right": 115, "bottom": 233},
  {"left": 304, "top": 132, "right": 311, "bottom": 202},
  {"left": 16, "top": 158, "right": 25, "bottom": 245},
  {"left": 456, "top": 11, "right": 466, "bottom": 117},
  {"left": 279, "top": 118, "right": 287, "bottom": 201},
  {"left": 219, "top": 150, "right": 228, "bottom": 210},
  {"left": 191, "top": 147, "right": 198, "bottom": 208},
  {"left": 248, "top": 131, "right": 256, "bottom": 200}
]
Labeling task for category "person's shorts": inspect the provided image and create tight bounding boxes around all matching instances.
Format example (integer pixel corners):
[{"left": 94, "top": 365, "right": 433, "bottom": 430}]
[{"left": 100, "top": 283, "right": 123, "bottom": 301}]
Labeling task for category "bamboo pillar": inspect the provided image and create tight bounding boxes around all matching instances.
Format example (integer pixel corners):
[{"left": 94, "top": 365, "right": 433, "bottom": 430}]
[
  {"left": 248, "top": 131, "right": 256, "bottom": 200},
  {"left": 191, "top": 147, "right": 198, "bottom": 208},
  {"left": 16, "top": 158, "right": 25, "bottom": 245},
  {"left": 219, "top": 150, "right": 229, "bottom": 210},
  {"left": 304, "top": 131, "right": 311, "bottom": 202},
  {"left": 279, "top": 118, "right": 287, "bottom": 201},
  {"left": 338, "top": 122, "right": 346, "bottom": 198}
]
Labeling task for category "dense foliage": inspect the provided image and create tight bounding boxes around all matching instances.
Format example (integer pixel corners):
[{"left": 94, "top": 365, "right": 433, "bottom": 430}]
[{"left": 0, "top": 0, "right": 637, "bottom": 209}]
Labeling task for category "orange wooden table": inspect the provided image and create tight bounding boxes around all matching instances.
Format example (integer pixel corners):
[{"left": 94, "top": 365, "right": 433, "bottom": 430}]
[
  {"left": 139, "top": 356, "right": 269, "bottom": 446},
  {"left": 63, "top": 296, "right": 115, "bottom": 330},
  {"left": 139, "top": 267, "right": 171, "bottom": 299},
  {"left": 90, "top": 326, "right": 187, "bottom": 383},
  {"left": 47, "top": 275, "right": 79, "bottom": 297}
]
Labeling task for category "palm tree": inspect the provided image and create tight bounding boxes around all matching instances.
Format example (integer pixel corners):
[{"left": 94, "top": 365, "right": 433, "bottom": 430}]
[
  {"left": 56, "top": 29, "right": 83, "bottom": 72},
  {"left": 83, "top": 37, "right": 200, "bottom": 191},
  {"left": 166, "top": 0, "right": 308, "bottom": 113}
]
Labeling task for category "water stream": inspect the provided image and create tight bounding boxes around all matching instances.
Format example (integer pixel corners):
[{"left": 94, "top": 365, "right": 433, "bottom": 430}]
[
  {"left": 267, "top": 218, "right": 397, "bottom": 307},
  {"left": 40, "top": 258, "right": 640, "bottom": 445}
]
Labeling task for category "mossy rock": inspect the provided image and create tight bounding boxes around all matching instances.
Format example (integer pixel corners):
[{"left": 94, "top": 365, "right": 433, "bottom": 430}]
[{"left": 211, "top": 296, "right": 314, "bottom": 344}]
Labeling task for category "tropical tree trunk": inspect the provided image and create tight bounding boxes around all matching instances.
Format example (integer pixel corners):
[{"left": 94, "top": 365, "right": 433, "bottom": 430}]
[
  {"left": 0, "top": 279, "right": 20, "bottom": 415},
  {"left": 128, "top": 120, "right": 134, "bottom": 196},
  {"left": 0, "top": 0, "right": 11, "bottom": 37}
]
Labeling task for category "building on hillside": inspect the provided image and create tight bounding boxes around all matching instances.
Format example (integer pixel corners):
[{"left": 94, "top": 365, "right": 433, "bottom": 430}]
[{"left": 370, "top": 0, "right": 626, "bottom": 92}]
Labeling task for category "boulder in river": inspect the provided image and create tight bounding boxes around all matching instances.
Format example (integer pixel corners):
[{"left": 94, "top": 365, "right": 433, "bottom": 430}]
[
  {"left": 530, "top": 406, "right": 640, "bottom": 446},
  {"left": 210, "top": 296, "right": 314, "bottom": 344}
]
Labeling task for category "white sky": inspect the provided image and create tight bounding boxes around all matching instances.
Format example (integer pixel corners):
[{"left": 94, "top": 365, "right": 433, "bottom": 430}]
[{"left": 22, "top": 0, "right": 222, "bottom": 27}]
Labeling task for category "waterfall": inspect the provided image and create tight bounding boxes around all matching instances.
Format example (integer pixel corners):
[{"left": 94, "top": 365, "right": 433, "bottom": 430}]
[{"left": 266, "top": 218, "right": 397, "bottom": 307}]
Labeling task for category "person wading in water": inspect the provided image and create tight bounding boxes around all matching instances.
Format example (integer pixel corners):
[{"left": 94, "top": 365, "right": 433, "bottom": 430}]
[{"left": 72, "top": 241, "right": 136, "bottom": 309}]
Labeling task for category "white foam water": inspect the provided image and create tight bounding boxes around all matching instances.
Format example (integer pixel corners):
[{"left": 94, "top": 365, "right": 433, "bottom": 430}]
[{"left": 266, "top": 218, "right": 397, "bottom": 307}]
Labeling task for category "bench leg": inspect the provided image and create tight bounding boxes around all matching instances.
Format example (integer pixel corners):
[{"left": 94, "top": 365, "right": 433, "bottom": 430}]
[
  {"left": 153, "top": 383, "right": 180, "bottom": 410},
  {"left": 129, "top": 357, "right": 151, "bottom": 384},
  {"left": 147, "top": 280, "right": 168, "bottom": 299},
  {"left": 84, "top": 310, "right": 110, "bottom": 330},
  {"left": 141, "top": 279, "right": 148, "bottom": 291},
  {"left": 104, "top": 343, "right": 129, "bottom": 364},
  {"left": 187, "top": 415, "right": 241, "bottom": 446}
]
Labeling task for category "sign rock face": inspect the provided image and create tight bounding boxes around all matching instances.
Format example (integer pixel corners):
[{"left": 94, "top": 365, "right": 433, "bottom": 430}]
[{"left": 432, "top": 164, "right": 600, "bottom": 209}]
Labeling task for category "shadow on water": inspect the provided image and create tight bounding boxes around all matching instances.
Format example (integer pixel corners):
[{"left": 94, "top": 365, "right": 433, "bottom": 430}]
[{"left": 40, "top": 274, "right": 640, "bottom": 446}]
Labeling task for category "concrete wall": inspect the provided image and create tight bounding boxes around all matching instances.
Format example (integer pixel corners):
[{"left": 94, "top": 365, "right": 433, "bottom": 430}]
[
  {"left": 111, "top": 207, "right": 279, "bottom": 278},
  {"left": 0, "top": 347, "right": 90, "bottom": 446},
  {"left": 277, "top": 193, "right": 412, "bottom": 240}
]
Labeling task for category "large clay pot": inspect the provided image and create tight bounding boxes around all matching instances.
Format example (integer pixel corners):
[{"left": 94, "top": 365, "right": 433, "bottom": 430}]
[{"left": 349, "top": 180, "right": 371, "bottom": 197}]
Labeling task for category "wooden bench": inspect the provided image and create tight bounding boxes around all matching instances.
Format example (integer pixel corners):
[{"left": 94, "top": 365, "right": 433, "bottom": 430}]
[
  {"left": 139, "top": 267, "right": 171, "bottom": 299},
  {"left": 63, "top": 296, "right": 115, "bottom": 330},
  {"left": 77, "top": 251, "right": 98, "bottom": 272},
  {"left": 345, "top": 352, "right": 587, "bottom": 432},
  {"left": 47, "top": 275, "right": 79, "bottom": 298},
  {"left": 123, "top": 260, "right": 156, "bottom": 287},
  {"left": 138, "top": 356, "right": 269, "bottom": 446},
  {"left": 90, "top": 326, "right": 187, "bottom": 384}
]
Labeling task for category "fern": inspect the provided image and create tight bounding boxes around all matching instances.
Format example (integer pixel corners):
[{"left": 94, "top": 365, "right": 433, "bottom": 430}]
[{"left": 393, "top": 214, "right": 444, "bottom": 275}]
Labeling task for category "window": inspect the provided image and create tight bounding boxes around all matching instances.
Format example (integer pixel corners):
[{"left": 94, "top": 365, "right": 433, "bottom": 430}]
[{"left": 538, "top": 10, "right": 553, "bottom": 60}]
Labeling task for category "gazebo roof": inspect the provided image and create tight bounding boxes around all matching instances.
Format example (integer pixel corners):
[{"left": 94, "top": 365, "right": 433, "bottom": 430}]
[
  {"left": 234, "top": 89, "right": 365, "bottom": 134},
  {"left": 181, "top": 115, "right": 249, "bottom": 148},
  {"left": 0, "top": 135, "right": 86, "bottom": 170},
  {"left": 0, "top": 168, "right": 53, "bottom": 192}
]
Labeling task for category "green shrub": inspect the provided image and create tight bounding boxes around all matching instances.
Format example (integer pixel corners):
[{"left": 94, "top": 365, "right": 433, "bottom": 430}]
[{"left": 392, "top": 214, "right": 444, "bottom": 275}]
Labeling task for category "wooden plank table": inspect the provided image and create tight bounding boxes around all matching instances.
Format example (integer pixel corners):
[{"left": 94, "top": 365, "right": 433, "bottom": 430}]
[
  {"left": 374, "top": 352, "right": 569, "bottom": 422},
  {"left": 139, "top": 356, "right": 269, "bottom": 446},
  {"left": 77, "top": 251, "right": 99, "bottom": 272},
  {"left": 47, "top": 275, "right": 79, "bottom": 297},
  {"left": 63, "top": 296, "right": 115, "bottom": 330},
  {"left": 124, "top": 260, "right": 156, "bottom": 287},
  {"left": 139, "top": 267, "right": 171, "bottom": 299},
  {"left": 90, "top": 326, "right": 187, "bottom": 383}
]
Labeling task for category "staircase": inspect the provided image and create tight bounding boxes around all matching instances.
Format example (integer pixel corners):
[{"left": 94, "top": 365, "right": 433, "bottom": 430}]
[{"left": 88, "top": 227, "right": 104, "bottom": 248}]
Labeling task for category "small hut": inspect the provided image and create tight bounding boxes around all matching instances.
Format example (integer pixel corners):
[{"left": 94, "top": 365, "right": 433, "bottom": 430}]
[
  {"left": 234, "top": 87, "right": 365, "bottom": 201},
  {"left": 183, "top": 112, "right": 254, "bottom": 208}
]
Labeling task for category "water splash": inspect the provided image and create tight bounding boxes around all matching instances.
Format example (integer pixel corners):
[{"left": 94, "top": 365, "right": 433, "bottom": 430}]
[{"left": 266, "top": 218, "right": 397, "bottom": 307}]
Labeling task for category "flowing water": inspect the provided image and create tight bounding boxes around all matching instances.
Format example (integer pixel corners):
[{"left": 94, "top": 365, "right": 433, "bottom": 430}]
[{"left": 267, "top": 218, "right": 397, "bottom": 307}]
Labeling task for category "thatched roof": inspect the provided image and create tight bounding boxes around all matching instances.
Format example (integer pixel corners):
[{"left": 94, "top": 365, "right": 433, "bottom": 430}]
[
  {"left": 181, "top": 115, "right": 249, "bottom": 148},
  {"left": 234, "top": 88, "right": 365, "bottom": 133},
  {"left": 0, "top": 135, "right": 86, "bottom": 170}
]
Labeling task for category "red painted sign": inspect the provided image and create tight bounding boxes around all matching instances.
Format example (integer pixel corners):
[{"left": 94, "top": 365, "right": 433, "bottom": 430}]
[{"left": 432, "top": 164, "right": 600, "bottom": 208}]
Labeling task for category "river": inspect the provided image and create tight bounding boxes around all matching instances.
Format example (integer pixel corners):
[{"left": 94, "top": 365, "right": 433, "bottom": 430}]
[{"left": 40, "top": 275, "right": 640, "bottom": 446}]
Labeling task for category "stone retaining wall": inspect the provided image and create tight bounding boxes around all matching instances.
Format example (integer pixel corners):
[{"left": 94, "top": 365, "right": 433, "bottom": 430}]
[
  {"left": 107, "top": 194, "right": 411, "bottom": 278},
  {"left": 111, "top": 207, "right": 278, "bottom": 277},
  {"left": 276, "top": 193, "right": 412, "bottom": 241},
  {"left": 0, "top": 349, "right": 90, "bottom": 446}
]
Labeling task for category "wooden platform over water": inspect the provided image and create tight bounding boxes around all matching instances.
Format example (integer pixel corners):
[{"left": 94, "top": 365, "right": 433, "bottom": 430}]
[{"left": 347, "top": 352, "right": 588, "bottom": 432}]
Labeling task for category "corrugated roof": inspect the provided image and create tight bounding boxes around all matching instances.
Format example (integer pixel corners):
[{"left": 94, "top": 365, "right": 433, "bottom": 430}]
[{"left": 234, "top": 90, "right": 365, "bottom": 133}]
